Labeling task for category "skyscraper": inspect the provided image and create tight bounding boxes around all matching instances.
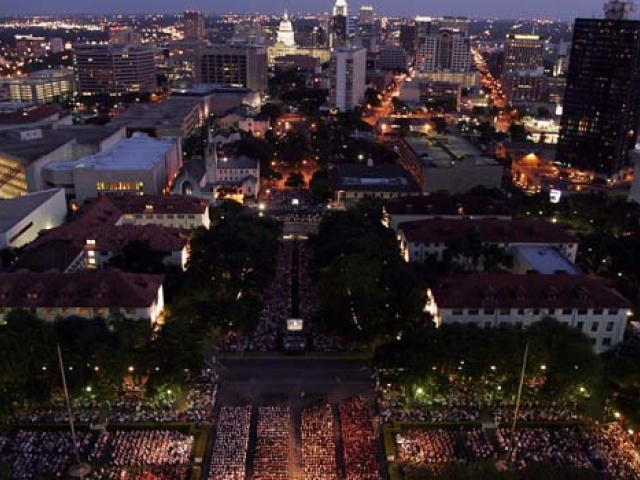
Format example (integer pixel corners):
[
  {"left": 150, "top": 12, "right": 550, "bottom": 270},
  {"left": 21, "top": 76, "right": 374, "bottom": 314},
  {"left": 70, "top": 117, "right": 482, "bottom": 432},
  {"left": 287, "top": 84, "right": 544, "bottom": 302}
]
[
  {"left": 183, "top": 10, "right": 205, "bottom": 41},
  {"left": 503, "top": 34, "right": 545, "bottom": 73},
  {"left": 331, "top": 46, "right": 366, "bottom": 111},
  {"left": 196, "top": 45, "right": 268, "bottom": 92},
  {"left": 416, "top": 29, "right": 471, "bottom": 72},
  {"left": 331, "top": 0, "right": 349, "bottom": 49},
  {"left": 74, "top": 44, "right": 157, "bottom": 97},
  {"left": 556, "top": 1, "right": 640, "bottom": 177}
]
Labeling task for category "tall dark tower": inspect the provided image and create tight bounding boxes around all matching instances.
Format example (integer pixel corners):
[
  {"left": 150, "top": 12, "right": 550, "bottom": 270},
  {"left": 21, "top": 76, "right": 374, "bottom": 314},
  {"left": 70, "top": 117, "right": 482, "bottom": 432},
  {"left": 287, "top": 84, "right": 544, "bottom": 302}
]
[{"left": 556, "top": 1, "right": 640, "bottom": 177}]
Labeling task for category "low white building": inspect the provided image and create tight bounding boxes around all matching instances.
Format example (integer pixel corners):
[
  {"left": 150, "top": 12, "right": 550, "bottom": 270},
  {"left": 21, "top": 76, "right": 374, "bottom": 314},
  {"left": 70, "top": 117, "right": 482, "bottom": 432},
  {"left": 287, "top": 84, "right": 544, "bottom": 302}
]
[
  {"left": 0, "top": 271, "right": 165, "bottom": 325},
  {"left": 0, "top": 188, "right": 66, "bottom": 249},
  {"left": 426, "top": 274, "right": 632, "bottom": 352},
  {"left": 397, "top": 218, "right": 578, "bottom": 263},
  {"left": 109, "top": 195, "right": 211, "bottom": 230},
  {"left": 42, "top": 133, "right": 182, "bottom": 204}
]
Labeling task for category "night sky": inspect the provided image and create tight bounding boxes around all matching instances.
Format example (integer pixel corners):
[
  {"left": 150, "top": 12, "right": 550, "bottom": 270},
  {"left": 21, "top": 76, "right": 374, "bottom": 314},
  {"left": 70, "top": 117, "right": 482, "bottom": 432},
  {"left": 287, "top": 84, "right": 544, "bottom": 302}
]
[{"left": 0, "top": 0, "right": 615, "bottom": 20}]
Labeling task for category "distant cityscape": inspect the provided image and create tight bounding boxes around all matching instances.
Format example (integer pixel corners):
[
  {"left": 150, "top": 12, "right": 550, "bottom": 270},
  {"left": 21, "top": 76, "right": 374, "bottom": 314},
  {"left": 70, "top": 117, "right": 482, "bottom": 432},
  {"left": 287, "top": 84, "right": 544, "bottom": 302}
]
[{"left": 1, "top": 1, "right": 640, "bottom": 480}]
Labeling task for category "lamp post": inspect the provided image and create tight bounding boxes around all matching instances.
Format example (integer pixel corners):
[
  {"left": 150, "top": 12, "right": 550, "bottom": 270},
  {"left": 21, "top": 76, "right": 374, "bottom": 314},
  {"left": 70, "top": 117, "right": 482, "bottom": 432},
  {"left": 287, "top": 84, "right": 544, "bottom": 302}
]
[{"left": 57, "top": 344, "right": 91, "bottom": 479}]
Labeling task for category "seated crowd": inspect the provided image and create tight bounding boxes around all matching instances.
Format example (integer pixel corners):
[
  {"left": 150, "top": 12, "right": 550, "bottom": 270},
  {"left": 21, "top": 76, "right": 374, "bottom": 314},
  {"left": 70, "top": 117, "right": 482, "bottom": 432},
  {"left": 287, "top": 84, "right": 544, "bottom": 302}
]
[
  {"left": 396, "top": 428, "right": 495, "bottom": 465},
  {"left": 496, "top": 427, "right": 592, "bottom": 470},
  {"left": 208, "top": 406, "right": 251, "bottom": 480},
  {"left": 340, "top": 396, "right": 380, "bottom": 480},
  {"left": 0, "top": 429, "right": 193, "bottom": 480},
  {"left": 252, "top": 406, "right": 290, "bottom": 480},
  {"left": 301, "top": 403, "right": 338, "bottom": 480}
]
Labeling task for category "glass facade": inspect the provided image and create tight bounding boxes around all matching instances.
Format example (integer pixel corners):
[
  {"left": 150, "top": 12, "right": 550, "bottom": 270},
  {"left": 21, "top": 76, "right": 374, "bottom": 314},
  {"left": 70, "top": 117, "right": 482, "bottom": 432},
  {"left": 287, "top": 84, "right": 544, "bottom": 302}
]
[{"left": 557, "top": 18, "right": 640, "bottom": 177}]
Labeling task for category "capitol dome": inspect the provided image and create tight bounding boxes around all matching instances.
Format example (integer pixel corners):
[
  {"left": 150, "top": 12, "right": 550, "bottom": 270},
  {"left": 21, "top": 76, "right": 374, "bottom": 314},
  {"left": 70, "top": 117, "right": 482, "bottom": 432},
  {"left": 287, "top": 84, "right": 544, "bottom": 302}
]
[{"left": 276, "top": 10, "right": 296, "bottom": 46}]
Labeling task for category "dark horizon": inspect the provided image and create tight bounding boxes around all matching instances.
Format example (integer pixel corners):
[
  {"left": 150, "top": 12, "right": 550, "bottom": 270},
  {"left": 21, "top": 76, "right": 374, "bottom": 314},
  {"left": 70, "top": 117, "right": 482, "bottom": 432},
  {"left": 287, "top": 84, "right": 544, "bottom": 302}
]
[{"left": 0, "top": 0, "right": 620, "bottom": 21}]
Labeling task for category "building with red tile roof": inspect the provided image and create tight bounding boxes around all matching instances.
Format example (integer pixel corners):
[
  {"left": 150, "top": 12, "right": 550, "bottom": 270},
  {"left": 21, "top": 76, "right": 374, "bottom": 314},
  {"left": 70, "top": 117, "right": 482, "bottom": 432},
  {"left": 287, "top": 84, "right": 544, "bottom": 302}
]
[
  {"left": 0, "top": 271, "right": 165, "bottom": 324},
  {"left": 382, "top": 193, "right": 513, "bottom": 230},
  {"left": 426, "top": 273, "right": 631, "bottom": 352},
  {"left": 10, "top": 194, "right": 204, "bottom": 273},
  {"left": 397, "top": 218, "right": 578, "bottom": 263}
]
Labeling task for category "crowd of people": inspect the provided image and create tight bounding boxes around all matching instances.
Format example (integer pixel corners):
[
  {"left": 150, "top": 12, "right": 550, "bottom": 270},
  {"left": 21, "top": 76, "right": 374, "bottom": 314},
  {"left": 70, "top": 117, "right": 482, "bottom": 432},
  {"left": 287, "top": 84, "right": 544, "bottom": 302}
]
[
  {"left": 0, "top": 429, "right": 193, "bottom": 480},
  {"left": 0, "top": 430, "right": 93, "bottom": 479},
  {"left": 493, "top": 401, "right": 581, "bottom": 424},
  {"left": 252, "top": 406, "right": 290, "bottom": 479},
  {"left": 587, "top": 424, "right": 640, "bottom": 479},
  {"left": 377, "top": 384, "right": 583, "bottom": 426},
  {"left": 377, "top": 386, "right": 480, "bottom": 424},
  {"left": 396, "top": 428, "right": 495, "bottom": 465},
  {"left": 89, "top": 430, "right": 192, "bottom": 467},
  {"left": 207, "top": 406, "right": 251, "bottom": 480},
  {"left": 340, "top": 396, "right": 380, "bottom": 480},
  {"left": 262, "top": 189, "right": 325, "bottom": 224},
  {"left": 11, "top": 369, "right": 219, "bottom": 425},
  {"left": 496, "top": 426, "right": 593, "bottom": 471},
  {"left": 301, "top": 403, "right": 338, "bottom": 479},
  {"left": 248, "top": 241, "right": 292, "bottom": 352}
]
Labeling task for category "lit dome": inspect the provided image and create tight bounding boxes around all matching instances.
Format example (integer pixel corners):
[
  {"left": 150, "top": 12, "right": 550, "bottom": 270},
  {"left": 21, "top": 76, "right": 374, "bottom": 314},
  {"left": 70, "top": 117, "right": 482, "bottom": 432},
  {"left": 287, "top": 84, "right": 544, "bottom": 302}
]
[{"left": 277, "top": 10, "right": 296, "bottom": 46}]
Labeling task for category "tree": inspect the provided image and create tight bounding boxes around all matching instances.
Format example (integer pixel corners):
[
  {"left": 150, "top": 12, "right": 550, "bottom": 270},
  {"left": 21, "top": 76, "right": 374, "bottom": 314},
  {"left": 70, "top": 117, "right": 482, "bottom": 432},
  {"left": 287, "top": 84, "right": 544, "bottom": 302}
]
[
  {"left": 309, "top": 169, "right": 331, "bottom": 204},
  {"left": 285, "top": 171, "right": 305, "bottom": 188},
  {"left": 364, "top": 87, "right": 382, "bottom": 108},
  {"left": 508, "top": 122, "right": 529, "bottom": 142},
  {"left": 108, "top": 239, "right": 167, "bottom": 274},
  {"left": 260, "top": 103, "right": 282, "bottom": 121}
]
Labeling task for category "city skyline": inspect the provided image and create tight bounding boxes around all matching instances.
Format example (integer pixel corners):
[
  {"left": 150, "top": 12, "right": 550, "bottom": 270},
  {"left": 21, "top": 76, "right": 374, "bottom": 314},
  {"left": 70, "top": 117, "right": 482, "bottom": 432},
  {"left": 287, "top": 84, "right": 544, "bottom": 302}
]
[{"left": 0, "top": 0, "right": 623, "bottom": 20}]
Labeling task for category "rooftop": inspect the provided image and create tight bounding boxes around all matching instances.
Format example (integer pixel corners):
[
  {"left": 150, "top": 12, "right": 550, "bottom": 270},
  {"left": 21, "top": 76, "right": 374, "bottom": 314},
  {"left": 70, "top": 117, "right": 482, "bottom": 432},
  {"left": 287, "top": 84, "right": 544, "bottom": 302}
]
[
  {"left": 0, "top": 189, "right": 64, "bottom": 233},
  {"left": 46, "top": 133, "right": 177, "bottom": 172},
  {"left": 398, "top": 218, "right": 577, "bottom": 244},
  {"left": 217, "top": 154, "right": 259, "bottom": 170},
  {"left": 432, "top": 274, "right": 632, "bottom": 310},
  {"left": 0, "top": 128, "right": 72, "bottom": 164},
  {"left": 0, "top": 125, "right": 121, "bottom": 163},
  {"left": 109, "top": 99, "right": 199, "bottom": 131},
  {"left": 0, "top": 105, "right": 62, "bottom": 125},
  {"left": 333, "top": 164, "right": 420, "bottom": 193},
  {"left": 384, "top": 193, "right": 512, "bottom": 218},
  {"left": 0, "top": 271, "right": 163, "bottom": 308},
  {"left": 514, "top": 246, "right": 582, "bottom": 275},
  {"left": 404, "top": 135, "right": 499, "bottom": 168}
]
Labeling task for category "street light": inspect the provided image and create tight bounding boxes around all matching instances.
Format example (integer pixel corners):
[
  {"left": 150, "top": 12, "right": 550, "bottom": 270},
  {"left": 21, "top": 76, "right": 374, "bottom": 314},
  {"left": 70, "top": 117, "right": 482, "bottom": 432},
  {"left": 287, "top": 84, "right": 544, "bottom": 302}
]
[
  {"left": 540, "top": 365, "right": 547, "bottom": 372},
  {"left": 128, "top": 366, "right": 135, "bottom": 373}
]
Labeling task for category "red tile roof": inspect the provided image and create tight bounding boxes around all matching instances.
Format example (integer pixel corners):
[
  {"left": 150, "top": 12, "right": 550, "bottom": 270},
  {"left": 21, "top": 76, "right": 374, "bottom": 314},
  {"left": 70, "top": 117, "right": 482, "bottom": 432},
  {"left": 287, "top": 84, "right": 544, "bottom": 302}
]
[
  {"left": 384, "top": 193, "right": 513, "bottom": 217},
  {"left": 14, "top": 196, "right": 191, "bottom": 272},
  {"left": 432, "top": 274, "right": 632, "bottom": 310},
  {"left": 105, "top": 194, "right": 209, "bottom": 215},
  {"left": 398, "top": 218, "right": 577, "bottom": 245},
  {"left": 0, "top": 271, "right": 163, "bottom": 308}
]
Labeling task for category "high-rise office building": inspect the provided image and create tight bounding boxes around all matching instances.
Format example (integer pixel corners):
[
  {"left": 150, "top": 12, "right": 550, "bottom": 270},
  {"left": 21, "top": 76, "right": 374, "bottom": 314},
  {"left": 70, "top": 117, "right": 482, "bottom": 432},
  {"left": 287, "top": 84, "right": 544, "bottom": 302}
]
[
  {"left": 108, "top": 27, "right": 143, "bottom": 45},
  {"left": 504, "top": 34, "right": 545, "bottom": 73},
  {"left": 196, "top": 45, "right": 268, "bottom": 92},
  {"left": 359, "top": 5, "right": 374, "bottom": 25},
  {"left": 556, "top": 1, "right": 640, "bottom": 177},
  {"left": 183, "top": 10, "right": 205, "bottom": 41},
  {"left": 74, "top": 44, "right": 157, "bottom": 97},
  {"left": 331, "top": 0, "right": 349, "bottom": 49},
  {"left": 416, "top": 29, "right": 471, "bottom": 72},
  {"left": 331, "top": 46, "right": 366, "bottom": 111}
]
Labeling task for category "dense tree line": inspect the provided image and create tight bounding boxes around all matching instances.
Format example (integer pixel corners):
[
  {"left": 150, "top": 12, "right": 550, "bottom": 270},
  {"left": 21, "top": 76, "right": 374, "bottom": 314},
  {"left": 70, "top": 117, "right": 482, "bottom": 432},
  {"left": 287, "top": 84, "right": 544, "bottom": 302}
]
[
  {"left": 374, "top": 318, "right": 604, "bottom": 402},
  {"left": 311, "top": 203, "right": 425, "bottom": 344}
]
